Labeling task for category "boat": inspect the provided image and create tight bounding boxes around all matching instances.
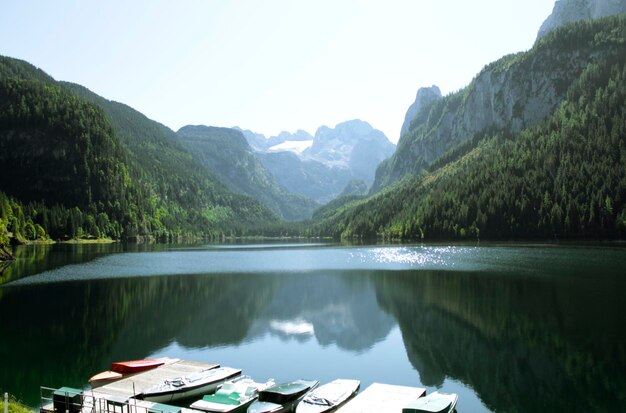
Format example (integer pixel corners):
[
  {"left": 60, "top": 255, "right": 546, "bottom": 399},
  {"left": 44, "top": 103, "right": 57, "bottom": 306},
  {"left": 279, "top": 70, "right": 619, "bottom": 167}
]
[
  {"left": 111, "top": 358, "right": 169, "bottom": 374},
  {"left": 141, "top": 367, "right": 242, "bottom": 403},
  {"left": 248, "top": 379, "right": 319, "bottom": 413},
  {"left": 295, "top": 379, "right": 360, "bottom": 413},
  {"left": 402, "top": 392, "right": 458, "bottom": 413},
  {"left": 89, "top": 370, "right": 125, "bottom": 387},
  {"left": 88, "top": 357, "right": 180, "bottom": 387},
  {"left": 189, "top": 376, "right": 275, "bottom": 413},
  {"left": 247, "top": 401, "right": 284, "bottom": 413}
]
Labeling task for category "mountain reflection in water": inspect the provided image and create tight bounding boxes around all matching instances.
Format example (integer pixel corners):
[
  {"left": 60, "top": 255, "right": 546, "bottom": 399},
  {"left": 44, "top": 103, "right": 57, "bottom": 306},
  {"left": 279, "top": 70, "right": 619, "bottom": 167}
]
[{"left": 1, "top": 243, "right": 625, "bottom": 413}]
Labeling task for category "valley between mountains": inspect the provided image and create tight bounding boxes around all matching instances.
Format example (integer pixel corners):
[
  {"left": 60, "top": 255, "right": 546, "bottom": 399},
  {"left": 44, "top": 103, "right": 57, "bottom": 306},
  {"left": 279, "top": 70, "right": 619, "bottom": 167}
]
[{"left": 1, "top": 0, "right": 626, "bottom": 248}]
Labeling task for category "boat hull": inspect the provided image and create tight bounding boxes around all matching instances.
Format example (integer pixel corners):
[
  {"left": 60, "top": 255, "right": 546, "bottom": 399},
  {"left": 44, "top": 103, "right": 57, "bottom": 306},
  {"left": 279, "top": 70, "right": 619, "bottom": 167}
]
[
  {"left": 141, "top": 367, "right": 242, "bottom": 403},
  {"left": 190, "top": 376, "right": 274, "bottom": 413},
  {"left": 190, "top": 396, "right": 255, "bottom": 413},
  {"left": 259, "top": 380, "right": 319, "bottom": 406},
  {"left": 255, "top": 380, "right": 319, "bottom": 413},
  {"left": 88, "top": 371, "right": 123, "bottom": 387},
  {"left": 143, "top": 383, "right": 221, "bottom": 404},
  {"left": 247, "top": 401, "right": 286, "bottom": 413},
  {"left": 402, "top": 392, "right": 458, "bottom": 413},
  {"left": 295, "top": 379, "right": 360, "bottom": 413},
  {"left": 111, "top": 358, "right": 167, "bottom": 374},
  {"left": 89, "top": 357, "right": 181, "bottom": 388}
]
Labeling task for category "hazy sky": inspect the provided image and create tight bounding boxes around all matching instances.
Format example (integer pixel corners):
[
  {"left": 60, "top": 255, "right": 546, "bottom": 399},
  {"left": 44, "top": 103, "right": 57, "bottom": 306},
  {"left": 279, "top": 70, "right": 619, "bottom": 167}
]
[{"left": 0, "top": 0, "right": 555, "bottom": 142}]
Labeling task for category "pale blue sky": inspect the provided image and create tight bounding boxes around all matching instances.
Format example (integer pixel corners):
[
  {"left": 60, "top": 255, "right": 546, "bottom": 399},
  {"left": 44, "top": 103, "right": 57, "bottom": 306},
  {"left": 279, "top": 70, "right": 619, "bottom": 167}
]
[{"left": 0, "top": 0, "right": 555, "bottom": 142}]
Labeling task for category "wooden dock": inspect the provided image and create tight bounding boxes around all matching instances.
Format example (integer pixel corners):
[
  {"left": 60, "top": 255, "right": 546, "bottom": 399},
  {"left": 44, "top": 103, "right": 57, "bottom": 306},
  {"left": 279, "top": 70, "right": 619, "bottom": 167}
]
[
  {"left": 336, "top": 382, "right": 426, "bottom": 413},
  {"left": 87, "top": 359, "right": 219, "bottom": 399},
  {"left": 41, "top": 360, "right": 220, "bottom": 413},
  {"left": 42, "top": 360, "right": 430, "bottom": 413}
]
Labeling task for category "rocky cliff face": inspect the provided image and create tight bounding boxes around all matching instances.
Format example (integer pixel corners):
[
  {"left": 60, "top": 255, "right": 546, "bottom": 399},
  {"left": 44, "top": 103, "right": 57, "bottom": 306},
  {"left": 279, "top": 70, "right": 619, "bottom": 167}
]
[
  {"left": 241, "top": 119, "right": 395, "bottom": 202},
  {"left": 371, "top": 16, "right": 625, "bottom": 192},
  {"left": 538, "top": 0, "right": 626, "bottom": 39},
  {"left": 400, "top": 86, "right": 442, "bottom": 137},
  {"left": 304, "top": 119, "right": 395, "bottom": 184}
]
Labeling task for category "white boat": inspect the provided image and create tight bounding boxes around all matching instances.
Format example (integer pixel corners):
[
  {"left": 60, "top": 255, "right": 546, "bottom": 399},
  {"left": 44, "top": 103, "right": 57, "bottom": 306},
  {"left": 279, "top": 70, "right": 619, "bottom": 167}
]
[
  {"left": 189, "top": 376, "right": 275, "bottom": 413},
  {"left": 402, "top": 391, "right": 458, "bottom": 413},
  {"left": 141, "top": 367, "right": 242, "bottom": 403},
  {"left": 295, "top": 379, "right": 360, "bottom": 413}
]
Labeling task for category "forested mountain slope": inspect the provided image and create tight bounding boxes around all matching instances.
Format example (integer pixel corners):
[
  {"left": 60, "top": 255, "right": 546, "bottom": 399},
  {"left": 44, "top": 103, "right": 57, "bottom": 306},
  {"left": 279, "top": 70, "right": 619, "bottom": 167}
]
[
  {"left": 309, "top": 16, "right": 626, "bottom": 240},
  {"left": 0, "top": 56, "right": 277, "bottom": 246},
  {"left": 64, "top": 82, "right": 277, "bottom": 232},
  {"left": 372, "top": 14, "right": 626, "bottom": 193},
  {"left": 177, "top": 125, "right": 319, "bottom": 221}
]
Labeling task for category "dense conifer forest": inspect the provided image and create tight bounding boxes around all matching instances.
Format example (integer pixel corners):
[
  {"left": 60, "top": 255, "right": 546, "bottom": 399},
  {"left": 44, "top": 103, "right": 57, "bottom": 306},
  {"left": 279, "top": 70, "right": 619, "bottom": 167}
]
[
  {"left": 0, "top": 57, "right": 280, "bottom": 247},
  {"left": 1, "top": 16, "right": 625, "bottom": 250},
  {"left": 307, "top": 17, "right": 626, "bottom": 240}
]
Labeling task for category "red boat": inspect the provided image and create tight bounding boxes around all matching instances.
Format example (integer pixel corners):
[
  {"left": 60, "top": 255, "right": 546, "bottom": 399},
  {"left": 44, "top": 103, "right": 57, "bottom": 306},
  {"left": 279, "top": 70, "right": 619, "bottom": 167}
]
[
  {"left": 89, "top": 357, "right": 180, "bottom": 387},
  {"left": 111, "top": 358, "right": 167, "bottom": 374}
]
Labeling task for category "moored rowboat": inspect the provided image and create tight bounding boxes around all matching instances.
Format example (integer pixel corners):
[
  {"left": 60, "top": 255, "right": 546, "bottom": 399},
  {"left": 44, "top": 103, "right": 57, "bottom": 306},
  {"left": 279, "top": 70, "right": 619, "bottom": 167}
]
[
  {"left": 248, "top": 379, "right": 319, "bottom": 413},
  {"left": 140, "top": 366, "right": 242, "bottom": 403},
  {"left": 88, "top": 357, "right": 180, "bottom": 387},
  {"left": 402, "top": 391, "right": 458, "bottom": 413},
  {"left": 189, "top": 376, "right": 275, "bottom": 413},
  {"left": 295, "top": 379, "right": 360, "bottom": 413},
  {"left": 111, "top": 358, "right": 168, "bottom": 373}
]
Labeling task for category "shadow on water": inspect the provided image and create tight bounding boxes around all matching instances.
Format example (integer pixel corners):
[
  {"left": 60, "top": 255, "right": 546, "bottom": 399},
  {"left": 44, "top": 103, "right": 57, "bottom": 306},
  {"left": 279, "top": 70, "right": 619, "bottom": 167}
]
[
  {"left": 0, "top": 243, "right": 126, "bottom": 285},
  {"left": 374, "top": 269, "right": 626, "bottom": 412},
  {"left": 0, "top": 270, "right": 395, "bottom": 406},
  {"left": 1, "top": 244, "right": 625, "bottom": 413}
]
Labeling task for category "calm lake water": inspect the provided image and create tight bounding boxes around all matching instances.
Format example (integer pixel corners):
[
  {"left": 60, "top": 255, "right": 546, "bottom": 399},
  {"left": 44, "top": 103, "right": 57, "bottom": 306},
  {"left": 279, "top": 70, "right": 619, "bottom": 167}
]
[{"left": 1, "top": 242, "right": 626, "bottom": 412}]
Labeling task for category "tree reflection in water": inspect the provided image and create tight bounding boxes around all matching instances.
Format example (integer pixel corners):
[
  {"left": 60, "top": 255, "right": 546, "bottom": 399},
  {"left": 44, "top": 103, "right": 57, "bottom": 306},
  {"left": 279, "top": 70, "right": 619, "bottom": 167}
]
[{"left": 1, "top": 248, "right": 625, "bottom": 412}]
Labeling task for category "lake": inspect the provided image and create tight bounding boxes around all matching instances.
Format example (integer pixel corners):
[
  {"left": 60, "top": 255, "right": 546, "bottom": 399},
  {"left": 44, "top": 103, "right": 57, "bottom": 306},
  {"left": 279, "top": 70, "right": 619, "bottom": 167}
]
[{"left": 1, "top": 242, "right": 625, "bottom": 412}]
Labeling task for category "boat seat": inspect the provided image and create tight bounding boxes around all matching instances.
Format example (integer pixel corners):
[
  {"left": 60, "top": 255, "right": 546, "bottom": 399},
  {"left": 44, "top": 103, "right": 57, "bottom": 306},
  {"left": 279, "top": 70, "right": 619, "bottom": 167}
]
[{"left": 221, "top": 383, "right": 236, "bottom": 392}]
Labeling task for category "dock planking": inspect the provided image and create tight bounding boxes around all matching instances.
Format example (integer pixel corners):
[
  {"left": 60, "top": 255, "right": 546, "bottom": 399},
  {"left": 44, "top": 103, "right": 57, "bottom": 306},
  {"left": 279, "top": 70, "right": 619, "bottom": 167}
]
[
  {"left": 336, "top": 382, "right": 426, "bottom": 413},
  {"left": 87, "top": 359, "right": 220, "bottom": 400},
  {"left": 44, "top": 361, "right": 431, "bottom": 413}
]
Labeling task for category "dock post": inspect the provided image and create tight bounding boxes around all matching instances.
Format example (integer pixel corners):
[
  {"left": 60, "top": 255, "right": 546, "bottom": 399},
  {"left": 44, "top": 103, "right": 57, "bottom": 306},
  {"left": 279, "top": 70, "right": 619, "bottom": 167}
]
[{"left": 4, "top": 392, "right": 7, "bottom": 413}]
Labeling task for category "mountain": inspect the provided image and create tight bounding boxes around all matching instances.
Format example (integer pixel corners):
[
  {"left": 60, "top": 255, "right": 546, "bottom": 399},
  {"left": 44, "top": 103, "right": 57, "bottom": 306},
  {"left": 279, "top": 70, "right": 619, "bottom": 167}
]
[
  {"left": 304, "top": 120, "right": 395, "bottom": 183},
  {"left": 0, "top": 67, "right": 127, "bottom": 218},
  {"left": 371, "top": 12, "right": 626, "bottom": 193},
  {"left": 243, "top": 120, "right": 395, "bottom": 203},
  {"left": 537, "top": 0, "right": 626, "bottom": 39},
  {"left": 256, "top": 151, "right": 353, "bottom": 203},
  {"left": 275, "top": 129, "right": 314, "bottom": 142},
  {"left": 309, "top": 15, "right": 626, "bottom": 240},
  {"left": 0, "top": 55, "right": 278, "bottom": 245},
  {"left": 338, "top": 180, "right": 368, "bottom": 198},
  {"left": 177, "top": 125, "right": 319, "bottom": 221},
  {"left": 236, "top": 128, "right": 313, "bottom": 153},
  {"left": 400, "top": 86, "right": 442, "bottom": 137},
  {"left": 62, "top": 85, "right": 280, "bottom": 235}
]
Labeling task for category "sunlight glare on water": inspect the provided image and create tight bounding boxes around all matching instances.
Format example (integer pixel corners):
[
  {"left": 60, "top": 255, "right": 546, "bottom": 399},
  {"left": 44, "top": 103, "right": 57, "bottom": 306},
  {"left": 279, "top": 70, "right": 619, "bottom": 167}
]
[
  {"left": 363, "top": 246, "right": 459, "bottom": 266},
  {"left": 9, "top": 243, "right": 619, "bottom": 287},
  {"left": 2, "top": 242, "right": 626, "bottom": 413}
]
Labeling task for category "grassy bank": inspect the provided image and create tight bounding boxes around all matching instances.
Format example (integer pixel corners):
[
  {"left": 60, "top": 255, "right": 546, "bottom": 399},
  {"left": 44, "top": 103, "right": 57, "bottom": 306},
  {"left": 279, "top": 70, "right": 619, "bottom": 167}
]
[
  {"left": 60, "top": 237, "right": 116, "bottom": 244},
  {"left": 0, "top": 394, "right": 33, "bottom": 413}
]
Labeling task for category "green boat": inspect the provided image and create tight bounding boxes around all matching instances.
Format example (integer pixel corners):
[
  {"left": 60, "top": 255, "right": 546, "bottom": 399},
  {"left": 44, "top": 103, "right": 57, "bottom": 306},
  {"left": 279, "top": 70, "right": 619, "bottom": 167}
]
[
  {"left": 190, "top": 377, "right": 275, "bottom": 413},
  {"left": 248, "top": 379, "right": 319, "bottom": 413}
]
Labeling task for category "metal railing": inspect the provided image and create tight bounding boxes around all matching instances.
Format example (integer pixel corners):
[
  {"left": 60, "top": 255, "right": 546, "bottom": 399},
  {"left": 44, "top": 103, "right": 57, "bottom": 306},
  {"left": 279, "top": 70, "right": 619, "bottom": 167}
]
[{"left": 39, "top": 388, "right": 180, "bottom": 413}]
